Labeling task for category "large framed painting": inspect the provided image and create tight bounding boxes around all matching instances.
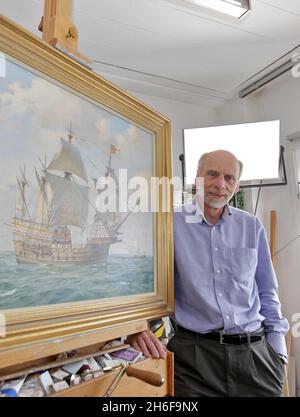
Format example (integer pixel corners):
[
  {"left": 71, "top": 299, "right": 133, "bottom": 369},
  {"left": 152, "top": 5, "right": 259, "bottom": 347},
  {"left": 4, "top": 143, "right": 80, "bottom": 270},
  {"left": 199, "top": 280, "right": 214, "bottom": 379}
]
[{"left": 0, "top": 15, "right": 173, "bottom": 352}]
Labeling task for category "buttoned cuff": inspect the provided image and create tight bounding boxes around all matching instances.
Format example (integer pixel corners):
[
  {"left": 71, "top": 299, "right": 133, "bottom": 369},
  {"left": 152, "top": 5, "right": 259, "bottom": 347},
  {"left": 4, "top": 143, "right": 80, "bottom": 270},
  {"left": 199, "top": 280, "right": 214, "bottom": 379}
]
[{"left": 266, "top": 331, "right": 288, "bottom": 362}]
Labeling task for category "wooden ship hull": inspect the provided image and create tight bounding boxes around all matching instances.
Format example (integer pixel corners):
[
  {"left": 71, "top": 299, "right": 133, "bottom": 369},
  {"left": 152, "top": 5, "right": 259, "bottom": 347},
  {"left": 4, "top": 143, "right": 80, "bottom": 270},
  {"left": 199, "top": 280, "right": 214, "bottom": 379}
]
[{"left": 11, "top": 218, "right": 119, "bottom": 265}]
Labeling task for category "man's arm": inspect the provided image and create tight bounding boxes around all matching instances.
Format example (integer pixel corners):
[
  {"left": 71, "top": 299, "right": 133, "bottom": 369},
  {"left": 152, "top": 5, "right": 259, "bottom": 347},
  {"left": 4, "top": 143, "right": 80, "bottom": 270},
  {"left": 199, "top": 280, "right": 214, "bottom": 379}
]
[
  {"left": 126, "top": 330, "right": 167, "bottom": 359},
  {"left": 255, "top": 221, "right": 289, "bottom": 359}
]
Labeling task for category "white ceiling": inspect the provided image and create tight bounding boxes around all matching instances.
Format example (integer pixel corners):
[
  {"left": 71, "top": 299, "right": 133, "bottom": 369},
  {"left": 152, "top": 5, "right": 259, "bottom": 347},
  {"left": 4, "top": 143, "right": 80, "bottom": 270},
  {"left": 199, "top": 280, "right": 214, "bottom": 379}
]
[{"left": 1, "top": 0, "right": 300, "bottom": 107}]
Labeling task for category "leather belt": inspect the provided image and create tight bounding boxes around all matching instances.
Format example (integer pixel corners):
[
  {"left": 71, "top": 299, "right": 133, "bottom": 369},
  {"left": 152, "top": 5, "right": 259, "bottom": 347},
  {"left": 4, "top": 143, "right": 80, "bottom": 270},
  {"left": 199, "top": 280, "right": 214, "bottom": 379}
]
[{"left": 177, "top": 325, "right": 264, "bottom": 345}]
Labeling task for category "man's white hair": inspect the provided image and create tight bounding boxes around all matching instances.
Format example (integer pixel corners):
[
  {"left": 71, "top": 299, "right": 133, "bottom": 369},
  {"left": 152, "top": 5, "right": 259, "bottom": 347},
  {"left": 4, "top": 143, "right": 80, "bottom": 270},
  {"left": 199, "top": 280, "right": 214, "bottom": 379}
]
[{"left": 197, "top": 151, "right": 243, "bottom": 180}]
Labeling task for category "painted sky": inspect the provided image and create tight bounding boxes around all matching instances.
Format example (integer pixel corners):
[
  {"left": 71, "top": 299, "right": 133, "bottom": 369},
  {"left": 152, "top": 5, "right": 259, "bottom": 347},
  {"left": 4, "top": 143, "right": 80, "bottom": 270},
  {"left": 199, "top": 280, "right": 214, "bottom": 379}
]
[{"left": 0, "top": 57, "right": 154, "bottom": 255}]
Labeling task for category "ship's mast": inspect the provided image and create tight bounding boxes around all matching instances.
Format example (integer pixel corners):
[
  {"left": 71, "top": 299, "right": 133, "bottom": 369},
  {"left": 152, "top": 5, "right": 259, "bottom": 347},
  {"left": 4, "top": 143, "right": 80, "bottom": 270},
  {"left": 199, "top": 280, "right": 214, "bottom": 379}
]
[
  {"left": 94, "top": 144, "right": 124, "bottom": 233},
  {"left": 16, "top": 166, "right": 31, "bottom": 219},
  {"left": 67, "top": 121, "right": 74, "bottom": 144},
  {"left": 65, "top": 122, "right": 74, "bottom": 180}
]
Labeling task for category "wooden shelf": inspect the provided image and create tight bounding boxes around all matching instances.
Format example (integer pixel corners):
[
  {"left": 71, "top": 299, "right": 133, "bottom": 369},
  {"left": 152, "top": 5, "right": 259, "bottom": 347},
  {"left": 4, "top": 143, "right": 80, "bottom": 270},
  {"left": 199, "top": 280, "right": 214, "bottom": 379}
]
[
  {"left": 0, "top": 320, "right": 174, "bottom": 397},
  {"left": 50, "top": 354, "right": 174, "bottom": 397}
]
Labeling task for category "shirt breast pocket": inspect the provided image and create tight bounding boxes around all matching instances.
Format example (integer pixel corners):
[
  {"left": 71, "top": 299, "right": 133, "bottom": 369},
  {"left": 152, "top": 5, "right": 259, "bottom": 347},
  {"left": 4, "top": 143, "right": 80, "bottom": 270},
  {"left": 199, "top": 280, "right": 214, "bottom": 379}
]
[{"left": 223, "top": 247, "right": 257, "bottom": 286}]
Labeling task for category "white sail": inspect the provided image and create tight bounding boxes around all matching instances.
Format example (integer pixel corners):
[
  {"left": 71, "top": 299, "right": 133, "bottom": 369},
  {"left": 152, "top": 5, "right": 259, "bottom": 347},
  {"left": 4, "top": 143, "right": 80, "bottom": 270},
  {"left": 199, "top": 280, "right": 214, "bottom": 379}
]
[
  {"left": 47, "top": 139, "right": 88, "bottom": 183},
  {"left": 45, "top": 173, "right": 89, "bottom": 229}
]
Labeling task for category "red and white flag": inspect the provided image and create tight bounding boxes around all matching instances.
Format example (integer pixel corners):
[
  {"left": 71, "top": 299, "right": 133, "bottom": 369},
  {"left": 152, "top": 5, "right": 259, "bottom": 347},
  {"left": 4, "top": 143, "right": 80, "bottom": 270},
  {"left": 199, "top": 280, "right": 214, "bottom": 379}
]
[{"left": 110, "top": 144, "right": 120, "bottom": 154}]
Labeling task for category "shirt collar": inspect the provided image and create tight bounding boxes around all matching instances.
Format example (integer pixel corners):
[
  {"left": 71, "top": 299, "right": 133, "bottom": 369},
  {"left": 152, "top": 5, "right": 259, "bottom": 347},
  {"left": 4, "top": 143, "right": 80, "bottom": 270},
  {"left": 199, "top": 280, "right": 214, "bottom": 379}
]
[{"left": 194, "top": 196, "right": 233, "bottom": 224}]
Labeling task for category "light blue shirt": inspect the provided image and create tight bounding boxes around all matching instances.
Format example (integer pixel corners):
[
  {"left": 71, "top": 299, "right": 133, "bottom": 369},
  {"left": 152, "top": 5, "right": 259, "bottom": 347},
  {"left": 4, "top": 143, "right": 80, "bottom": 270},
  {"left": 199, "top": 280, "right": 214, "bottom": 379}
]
[{"left": 173, "top": 201, "right": 289, "bottom": 358}]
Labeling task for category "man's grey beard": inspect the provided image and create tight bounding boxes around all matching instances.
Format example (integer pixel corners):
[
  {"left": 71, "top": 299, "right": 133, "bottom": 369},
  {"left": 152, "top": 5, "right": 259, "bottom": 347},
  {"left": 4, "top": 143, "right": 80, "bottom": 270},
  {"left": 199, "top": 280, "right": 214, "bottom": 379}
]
[{"left": 204, "top": 193, "right": 235, "bottom": 209}]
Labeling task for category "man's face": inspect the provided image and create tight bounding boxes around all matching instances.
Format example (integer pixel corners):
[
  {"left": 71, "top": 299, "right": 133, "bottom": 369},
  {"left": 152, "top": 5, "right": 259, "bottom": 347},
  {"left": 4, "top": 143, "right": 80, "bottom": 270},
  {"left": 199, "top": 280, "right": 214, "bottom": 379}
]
[{"left": 197, "top": 152, "right": 240, "bottom": 209}]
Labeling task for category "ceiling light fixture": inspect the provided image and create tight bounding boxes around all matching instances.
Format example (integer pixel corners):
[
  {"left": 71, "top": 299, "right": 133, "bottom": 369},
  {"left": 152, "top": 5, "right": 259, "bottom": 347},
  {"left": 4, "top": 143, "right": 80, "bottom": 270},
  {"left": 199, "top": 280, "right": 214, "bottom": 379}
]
[
  {"left": 172, "top": 0, "right": 251, "bottom": 19},
  {"left": 239, "top": 59, "right": 295, "bottom": 98}
]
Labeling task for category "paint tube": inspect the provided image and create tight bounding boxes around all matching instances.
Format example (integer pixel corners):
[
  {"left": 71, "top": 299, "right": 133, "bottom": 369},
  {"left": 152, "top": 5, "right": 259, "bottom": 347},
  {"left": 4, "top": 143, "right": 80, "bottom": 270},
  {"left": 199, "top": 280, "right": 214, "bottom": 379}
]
[{"left": 0, "top": 376, "right": 26, "bottom": 397}]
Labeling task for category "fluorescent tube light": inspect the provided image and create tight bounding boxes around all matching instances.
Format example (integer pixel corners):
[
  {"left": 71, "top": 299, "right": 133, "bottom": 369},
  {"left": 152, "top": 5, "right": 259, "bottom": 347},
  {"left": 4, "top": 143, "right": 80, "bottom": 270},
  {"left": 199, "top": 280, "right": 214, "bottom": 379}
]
[
  {"left": 181, "top": 0, "right": 250, "bottom": 18},
  {"left": 239, "top": 59, "right": 295, "bottom": 98}
]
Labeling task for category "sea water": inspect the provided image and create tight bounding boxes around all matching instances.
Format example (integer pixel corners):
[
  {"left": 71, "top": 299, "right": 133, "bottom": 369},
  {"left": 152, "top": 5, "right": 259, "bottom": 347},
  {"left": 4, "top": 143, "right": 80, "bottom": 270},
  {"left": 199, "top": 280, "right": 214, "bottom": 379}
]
[{"left": 0, "top": 252, "right": 154, "bottom": 309}]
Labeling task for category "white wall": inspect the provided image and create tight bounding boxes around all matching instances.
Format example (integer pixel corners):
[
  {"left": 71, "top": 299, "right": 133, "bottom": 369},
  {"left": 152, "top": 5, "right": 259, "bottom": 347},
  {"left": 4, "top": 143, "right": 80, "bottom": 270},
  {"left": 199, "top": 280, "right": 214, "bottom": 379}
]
[
  {"left": 217, "top": 73, "right": 300, "bottom": 394},
  {"left": 129, "top": 92, "right": 217, "bottom": 179}
]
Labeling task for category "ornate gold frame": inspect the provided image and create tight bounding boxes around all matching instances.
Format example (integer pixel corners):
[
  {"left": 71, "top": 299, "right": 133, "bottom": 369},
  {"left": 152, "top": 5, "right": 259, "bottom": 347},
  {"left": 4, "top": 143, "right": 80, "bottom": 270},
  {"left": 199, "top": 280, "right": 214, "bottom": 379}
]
[{"left": 0, "top": 15, "right": 174, "bottom": 351}]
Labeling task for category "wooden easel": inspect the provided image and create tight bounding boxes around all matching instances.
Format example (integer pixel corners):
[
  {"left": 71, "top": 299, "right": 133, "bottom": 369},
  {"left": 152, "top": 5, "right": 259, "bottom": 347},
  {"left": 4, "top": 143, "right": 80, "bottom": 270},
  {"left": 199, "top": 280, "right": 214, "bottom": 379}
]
[
  {"left": 270, "top": 210, "right": 291, "bottom": 397},
  {"left": 38, "top": 0, "right": 91, "bottom": 65}
]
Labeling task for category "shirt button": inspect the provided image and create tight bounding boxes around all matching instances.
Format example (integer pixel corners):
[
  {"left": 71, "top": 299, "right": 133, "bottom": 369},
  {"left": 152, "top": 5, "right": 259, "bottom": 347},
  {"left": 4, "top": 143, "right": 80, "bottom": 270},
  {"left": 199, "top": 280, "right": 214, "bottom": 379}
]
[
  {"left": 214, "top": 247, "right": 218, "bottom": 251},
  {"left": 216, "top": 269, "right": 220, "bottom": 274},
  {"left": 226, "top": 315, "right": 230, "bottom": 320},
  {"left": 219, "top": 293, "right": 222, "bottom": 297},
  {"left": 212, "top": 227, "right": 216, "bottom": 231}
]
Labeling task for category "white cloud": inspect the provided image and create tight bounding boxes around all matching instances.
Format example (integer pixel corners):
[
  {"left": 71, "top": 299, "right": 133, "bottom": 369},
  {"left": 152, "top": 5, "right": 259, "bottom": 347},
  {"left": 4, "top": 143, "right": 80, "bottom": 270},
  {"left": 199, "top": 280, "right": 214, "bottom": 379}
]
[
  {"left": 114, "top": 124, "right": 143, "bottom": 160},
  {"left": 94, "top": 117, "right": 111, "bottom": 145},
  {"left": 126, "top": 125, "right": 139, "bottom": 147},
  {"left": 0, "top": 78, "right": 82, "bottom": 128}
]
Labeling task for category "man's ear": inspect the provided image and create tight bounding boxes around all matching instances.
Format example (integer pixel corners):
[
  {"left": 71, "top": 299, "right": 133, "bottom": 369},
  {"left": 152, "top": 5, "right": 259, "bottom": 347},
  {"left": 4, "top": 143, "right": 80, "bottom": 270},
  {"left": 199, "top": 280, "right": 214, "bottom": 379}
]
[{"left": 235, "top": 183, "right": 240, "bottom": 194}]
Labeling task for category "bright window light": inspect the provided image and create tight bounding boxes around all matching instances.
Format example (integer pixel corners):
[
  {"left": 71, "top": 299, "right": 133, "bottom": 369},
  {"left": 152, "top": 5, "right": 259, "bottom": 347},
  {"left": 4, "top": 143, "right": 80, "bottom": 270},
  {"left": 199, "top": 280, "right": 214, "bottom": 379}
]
[
  {"left": 183, "top": 120, "right": 280, "bottom": 185},
  {"left": 179, "top": 0, "right": 250, "bottom": 18}
]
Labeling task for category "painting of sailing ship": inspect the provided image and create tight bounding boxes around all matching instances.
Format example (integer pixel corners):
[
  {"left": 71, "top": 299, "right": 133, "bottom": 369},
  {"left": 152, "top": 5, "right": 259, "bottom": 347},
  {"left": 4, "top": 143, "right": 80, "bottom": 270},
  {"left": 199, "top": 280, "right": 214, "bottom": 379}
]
[
  {"left": 11, "top": 129, "right": 132, "bottom": 266},
  {"left": 0, "top": 58, "right": 154, "bottom": 310}
]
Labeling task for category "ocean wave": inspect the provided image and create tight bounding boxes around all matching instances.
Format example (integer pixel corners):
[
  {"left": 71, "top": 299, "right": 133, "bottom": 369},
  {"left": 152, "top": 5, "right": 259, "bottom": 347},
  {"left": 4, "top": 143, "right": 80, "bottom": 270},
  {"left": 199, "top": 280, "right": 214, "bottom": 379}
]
[
  {"left": 0, "top": 252, "right": 154, "bottom": 309},
  {"left": 1, "top": 288, "right": 17, "bottom": 297}
]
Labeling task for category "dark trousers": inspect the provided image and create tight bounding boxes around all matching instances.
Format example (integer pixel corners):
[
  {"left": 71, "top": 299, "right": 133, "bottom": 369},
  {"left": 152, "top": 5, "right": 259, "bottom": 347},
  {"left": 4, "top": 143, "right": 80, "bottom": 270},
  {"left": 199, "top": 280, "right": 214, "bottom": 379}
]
[{"left": 167, "top": 327, "right": 285, "bottom": 397}]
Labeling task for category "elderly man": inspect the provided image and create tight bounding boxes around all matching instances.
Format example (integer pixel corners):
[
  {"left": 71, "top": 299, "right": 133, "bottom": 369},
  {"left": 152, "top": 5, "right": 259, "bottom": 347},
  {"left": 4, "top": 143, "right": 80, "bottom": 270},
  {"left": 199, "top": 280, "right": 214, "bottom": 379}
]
[{"left": 128, "top": 150, "right": 289, "bottom": 397}]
